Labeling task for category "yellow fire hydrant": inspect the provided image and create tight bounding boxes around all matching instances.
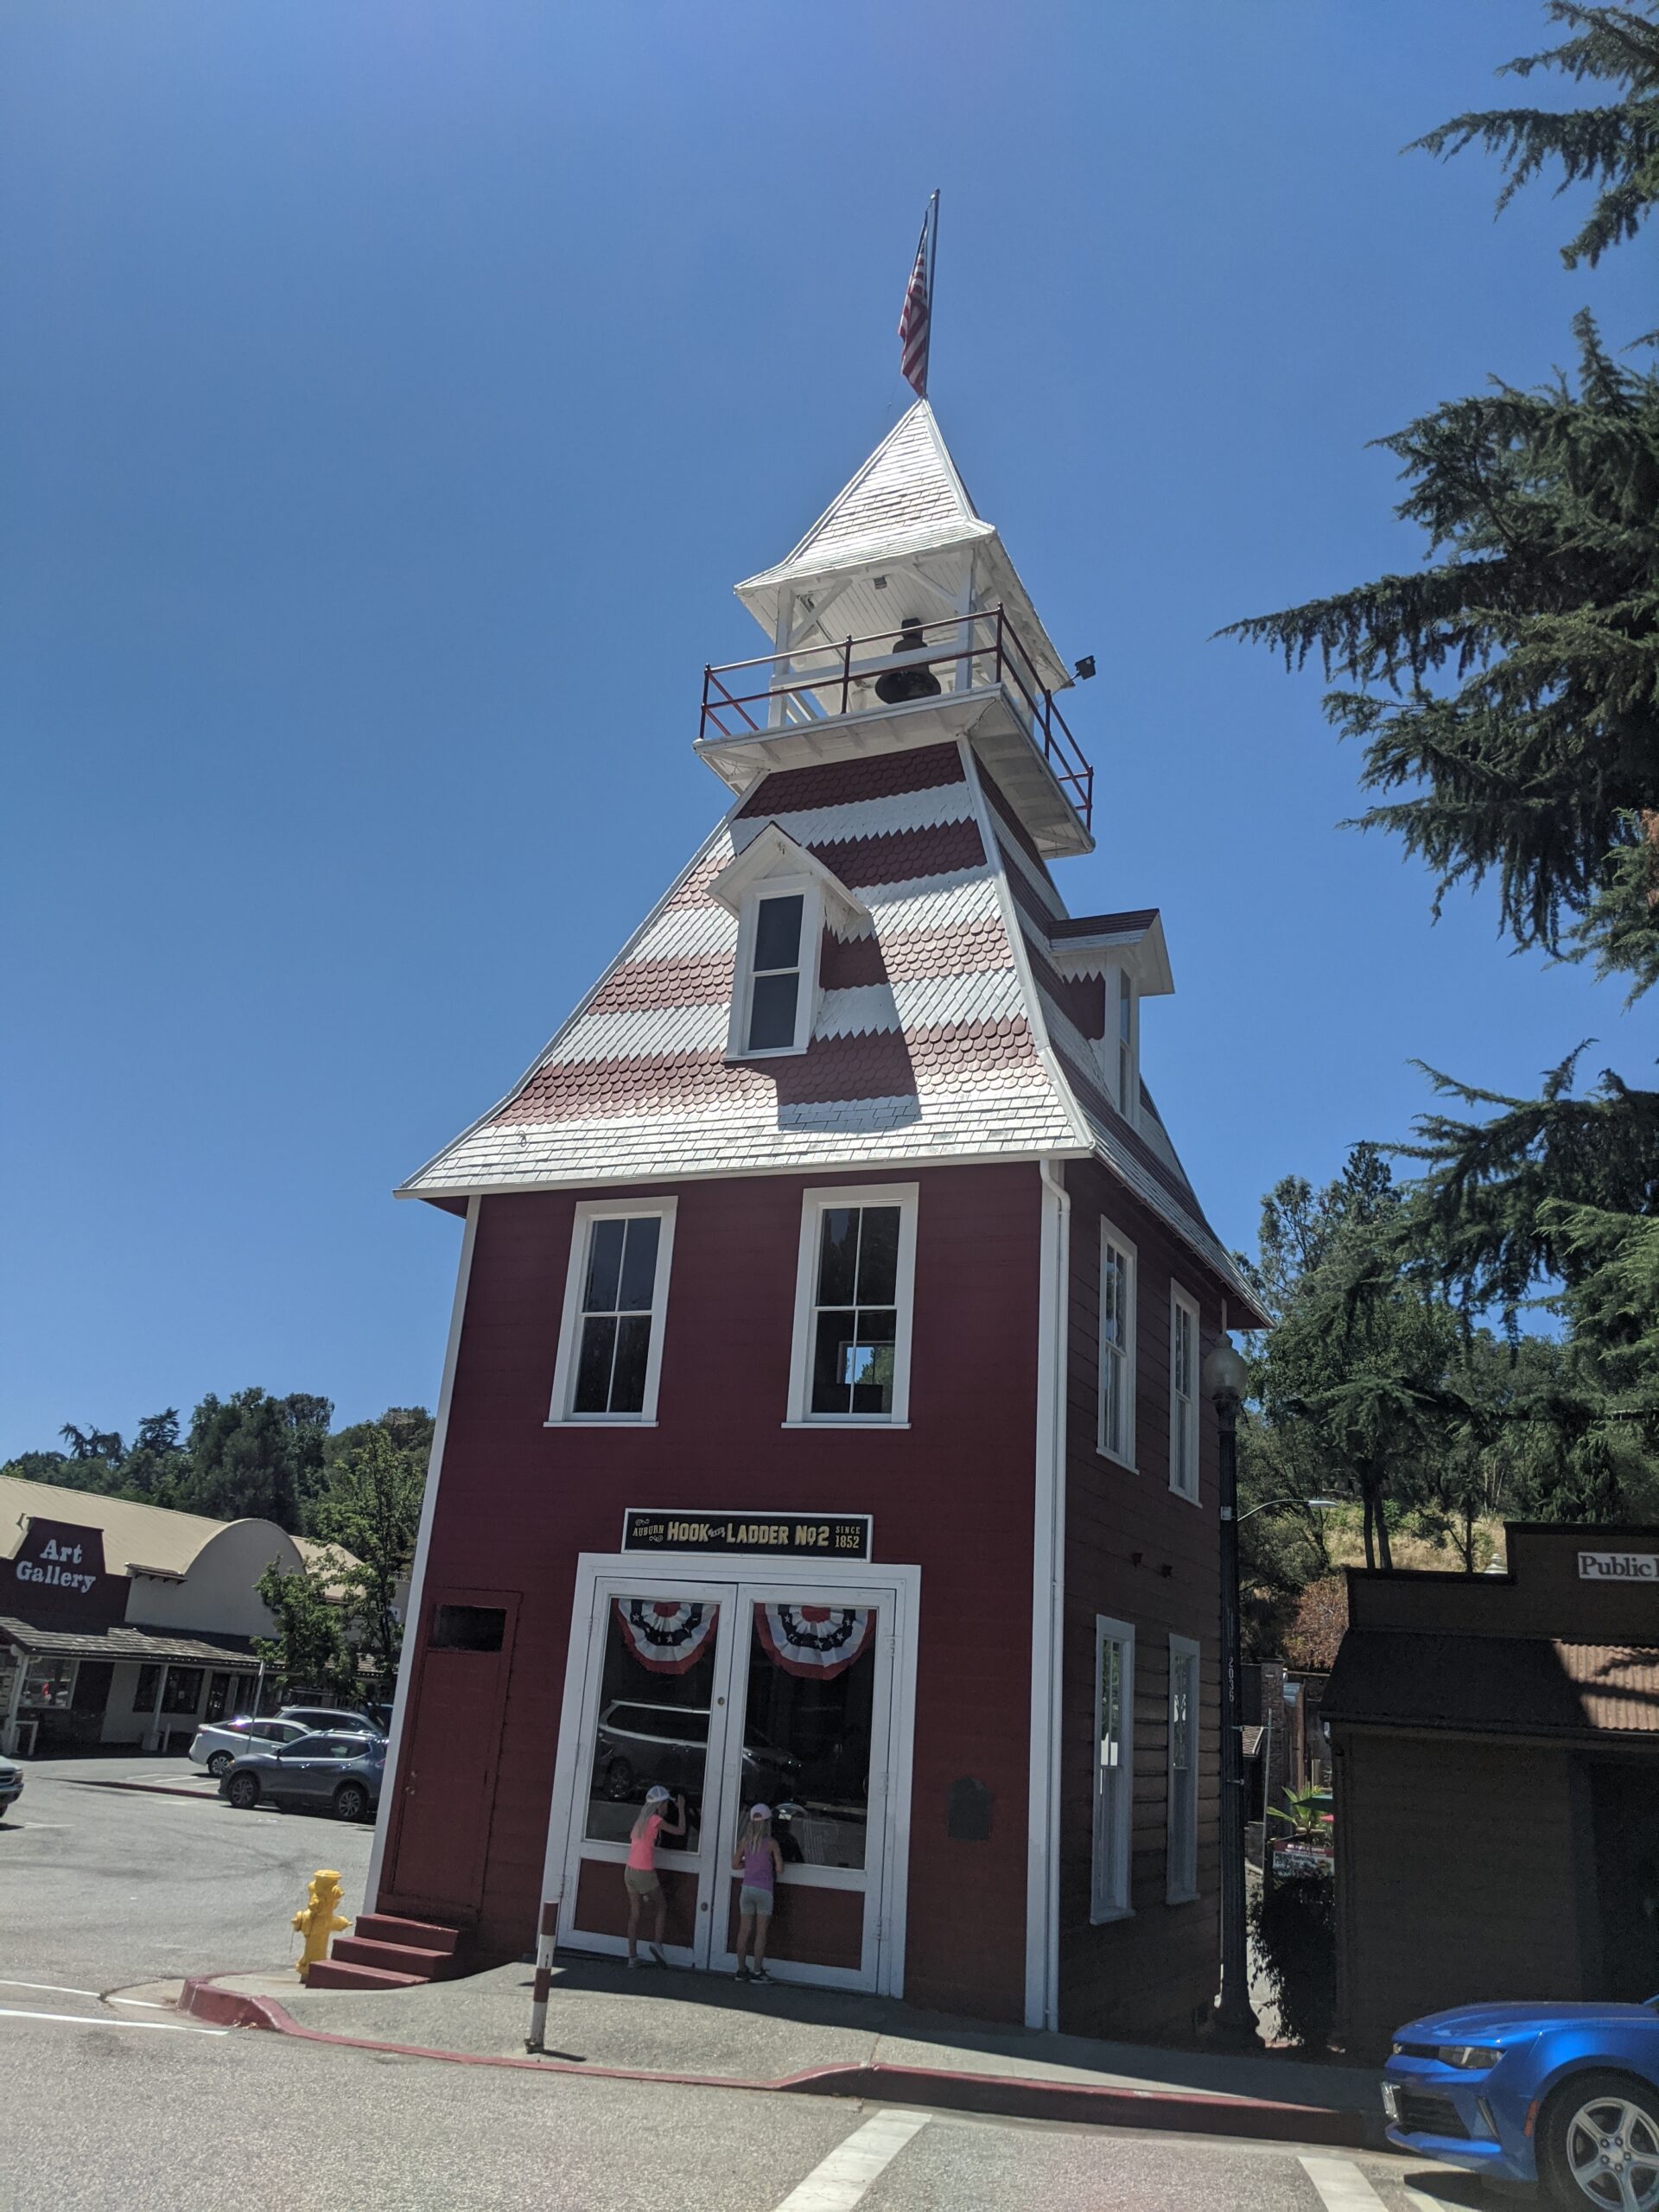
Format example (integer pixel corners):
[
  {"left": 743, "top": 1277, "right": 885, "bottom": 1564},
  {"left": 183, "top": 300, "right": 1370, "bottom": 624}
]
[{"left": 293, "top": 1868, "right": 351, "bottom": 1983}]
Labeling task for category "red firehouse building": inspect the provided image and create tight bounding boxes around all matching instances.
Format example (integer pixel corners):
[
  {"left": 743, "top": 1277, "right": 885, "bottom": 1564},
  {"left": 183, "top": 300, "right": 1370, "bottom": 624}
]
[{"left": 366, "top": 402, "right": 1264, "bottom": 2036}]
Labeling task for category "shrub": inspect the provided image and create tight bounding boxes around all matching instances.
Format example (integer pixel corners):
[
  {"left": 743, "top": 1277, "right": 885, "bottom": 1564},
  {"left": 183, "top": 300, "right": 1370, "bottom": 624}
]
[{"left": 1250, "top": 1869, "right": 1336, "bottom": 2050}]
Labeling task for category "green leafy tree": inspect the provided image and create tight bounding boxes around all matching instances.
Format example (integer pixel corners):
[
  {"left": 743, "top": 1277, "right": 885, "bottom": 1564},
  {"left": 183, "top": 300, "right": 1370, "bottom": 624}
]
[
  {"left": 312, "top": 1411, "right": 431, "bottom": 1678},
  {"left": 118, "top": 1410, "right": 189, "bottom": 1505},
  {"left": 253, "top": 1560, "right": 353, "bottom": 1700},
  {"left": 184, "top": 1389, "right": 332, "bottom": 1528}
]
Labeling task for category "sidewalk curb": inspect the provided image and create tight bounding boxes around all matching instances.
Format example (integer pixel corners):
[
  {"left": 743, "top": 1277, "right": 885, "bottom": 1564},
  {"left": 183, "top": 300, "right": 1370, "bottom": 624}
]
[{"left": 179, "top": 1974, "right": 1376, "bottom": 2146}]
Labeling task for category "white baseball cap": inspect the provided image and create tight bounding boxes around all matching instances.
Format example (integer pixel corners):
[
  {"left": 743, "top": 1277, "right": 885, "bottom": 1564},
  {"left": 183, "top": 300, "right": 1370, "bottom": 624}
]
[
  {"left": 645, "top": 1784, "right": 671, "bottom": 1804},
  {"left": 748, "top": 1802, "right": 772, "bottom": 1821}
]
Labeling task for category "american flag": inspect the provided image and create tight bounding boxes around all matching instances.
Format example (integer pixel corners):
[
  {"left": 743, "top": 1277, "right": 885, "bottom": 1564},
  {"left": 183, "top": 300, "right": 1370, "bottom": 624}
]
[{"left": 898, "top": 200, "right": 935, "bottom": 398}]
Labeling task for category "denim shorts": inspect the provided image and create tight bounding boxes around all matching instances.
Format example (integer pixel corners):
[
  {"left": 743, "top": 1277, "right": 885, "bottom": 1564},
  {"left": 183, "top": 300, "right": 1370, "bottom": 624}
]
[{"left": 738, "top": 1884, "right": 773, "bottom": 1917}]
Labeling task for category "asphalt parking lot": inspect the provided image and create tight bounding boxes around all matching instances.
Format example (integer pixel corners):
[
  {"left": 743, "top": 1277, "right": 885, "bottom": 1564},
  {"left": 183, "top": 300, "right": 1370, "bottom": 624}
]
[{"left": 0, "top": 1764, "right": 1478, "bottom": 2212}]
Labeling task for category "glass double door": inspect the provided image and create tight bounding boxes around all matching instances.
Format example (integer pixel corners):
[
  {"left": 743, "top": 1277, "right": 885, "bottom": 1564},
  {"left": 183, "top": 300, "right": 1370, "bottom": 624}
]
[{"left": 563, "top": 1574, "right": 893, "bottom": 1988}]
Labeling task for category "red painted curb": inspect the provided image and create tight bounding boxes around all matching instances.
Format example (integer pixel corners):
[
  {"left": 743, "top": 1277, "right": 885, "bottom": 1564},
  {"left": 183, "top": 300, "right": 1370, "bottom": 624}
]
[{"left": 177, "top": 1974, "right": 1373, "bottom": 2146}]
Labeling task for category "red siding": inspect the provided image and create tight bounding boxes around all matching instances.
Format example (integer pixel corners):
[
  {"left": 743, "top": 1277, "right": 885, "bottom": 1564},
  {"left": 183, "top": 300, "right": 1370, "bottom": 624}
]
[
  {"left": 1057, "top": 1156, "right": 1224, "bottom": 2041},
  {"left": 382, "top": 1161, "right": 1044, "bottom": 2022}
]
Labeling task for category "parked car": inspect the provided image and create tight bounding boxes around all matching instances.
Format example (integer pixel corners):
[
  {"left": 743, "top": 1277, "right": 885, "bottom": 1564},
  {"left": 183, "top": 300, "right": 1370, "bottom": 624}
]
[
  {"left": 0, "top": 1757, "right": 22, "bottom": 1820},
  {"left": 276, "top": 1705, "right": 388, "bottom": 1738},
  {"left": 1383, "top": 1996, "right": 1659, "bottom": 2207},
  {"left": 219, "top": 1732, "right": 385, "bottom": 1821},
  {"left": 594, "top": 1700, "right": 801, "bottom": 1804},
  {"left": 188, "top": 1716, "right": 308, "bottom": 1778}
]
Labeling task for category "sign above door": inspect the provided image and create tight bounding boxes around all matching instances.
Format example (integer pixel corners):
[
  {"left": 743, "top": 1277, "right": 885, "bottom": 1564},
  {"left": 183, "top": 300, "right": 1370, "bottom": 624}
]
[{"left": 620, "top": 1510, "right": 872, "bottom": 1562}]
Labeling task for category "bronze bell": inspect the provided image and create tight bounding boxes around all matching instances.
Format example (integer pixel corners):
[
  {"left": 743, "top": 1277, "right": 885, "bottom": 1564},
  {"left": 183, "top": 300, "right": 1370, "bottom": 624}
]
[{"left": 874, "top": 616, "right": 943, "bottom": 706}]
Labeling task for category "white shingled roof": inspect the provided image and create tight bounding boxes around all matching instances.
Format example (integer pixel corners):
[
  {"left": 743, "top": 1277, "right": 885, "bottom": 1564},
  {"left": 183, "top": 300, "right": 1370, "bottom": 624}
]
[{"left": 735, "top": 403, "right": 1071, "bottom": 695}]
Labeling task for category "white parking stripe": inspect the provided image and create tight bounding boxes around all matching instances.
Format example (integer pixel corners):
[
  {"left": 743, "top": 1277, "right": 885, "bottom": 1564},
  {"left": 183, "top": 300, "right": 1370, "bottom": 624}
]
[
  {"left": 769, "top": 2111, "right": 931, "bottom": 2211},
  {"left": 0, "top": 1980, "right": 99, "bottom": 1999},
  {"left": 1300, "top": 2157, "right": 1390, "bottom": 2210},
  {"left": 107, "top": 1997, "right": 171, "bottom": 2010},
  {"left": 0, "top": 2006, "right": 227, "bottom": 2037}
]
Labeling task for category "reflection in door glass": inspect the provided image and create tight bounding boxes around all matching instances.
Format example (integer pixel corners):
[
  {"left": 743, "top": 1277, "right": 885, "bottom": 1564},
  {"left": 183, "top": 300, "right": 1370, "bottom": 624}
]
[
  {"left": 743, "top": 1604, "right": 877, "bottom": 1869},
  {"left": 585, "top": 1599, "right": 719, "bottom": 1850}
]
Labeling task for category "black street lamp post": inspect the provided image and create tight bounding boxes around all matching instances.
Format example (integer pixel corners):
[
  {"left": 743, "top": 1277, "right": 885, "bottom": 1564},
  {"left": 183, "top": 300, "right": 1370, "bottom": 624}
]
[{"left": 1203, "top": 1336, "right": 1259, "bottom": 2047}]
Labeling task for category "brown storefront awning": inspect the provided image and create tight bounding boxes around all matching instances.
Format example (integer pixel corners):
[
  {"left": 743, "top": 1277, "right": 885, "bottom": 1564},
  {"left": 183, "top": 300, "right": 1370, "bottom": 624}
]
[
  {"left": 0, "top": 1617, "right": 259, "bottom": 1669},
  {"left": 1325, "top": 1630, "right": 1659, "bottom": 1742}
]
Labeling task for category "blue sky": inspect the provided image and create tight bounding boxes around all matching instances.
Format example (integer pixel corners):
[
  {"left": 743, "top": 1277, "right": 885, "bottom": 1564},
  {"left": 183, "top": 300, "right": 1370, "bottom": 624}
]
[{"left": 4, "top": 2, "right": 1651, "bottom": 1457}]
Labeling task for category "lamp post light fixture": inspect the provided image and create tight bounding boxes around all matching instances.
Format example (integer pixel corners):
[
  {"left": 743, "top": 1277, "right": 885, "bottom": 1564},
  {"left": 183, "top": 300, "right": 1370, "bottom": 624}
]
[{"left": 1201, "top": 1333, "right": 1258, "bottom": 2047}]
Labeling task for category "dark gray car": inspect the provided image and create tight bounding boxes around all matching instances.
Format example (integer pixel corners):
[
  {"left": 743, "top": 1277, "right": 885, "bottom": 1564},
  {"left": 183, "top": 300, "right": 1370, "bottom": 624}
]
[{"left": 219, "top": 1731, "right": 385, "bottom": 1821}]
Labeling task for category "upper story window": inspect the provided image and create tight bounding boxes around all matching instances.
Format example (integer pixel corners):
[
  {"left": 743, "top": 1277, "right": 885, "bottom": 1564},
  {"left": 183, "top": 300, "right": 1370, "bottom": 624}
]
[
  {"left": 786, "top": 1183, "right": 919, "bottom": 1425},
  {"left": 1117, "top": 971, "right": 1135, "bottom": 1118},
  {"left": 1169, "top": 1283, "right": 1199, "bottom": 1500},
  {"left": 1098, "top": 1222, "right": 1137, "bottom": 1468},
  {"left": 549, "top": 1198, "right": 677, "bottom": 1425},
  {"left": 728, "top": 879, "right": 823, "bottom": 1058}
]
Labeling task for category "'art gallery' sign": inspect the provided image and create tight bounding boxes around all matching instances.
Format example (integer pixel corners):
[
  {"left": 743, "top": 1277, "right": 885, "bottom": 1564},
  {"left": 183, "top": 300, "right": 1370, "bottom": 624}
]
[{"left": 1578, "top": 1550, "right": 1659, "bottom": 1583}]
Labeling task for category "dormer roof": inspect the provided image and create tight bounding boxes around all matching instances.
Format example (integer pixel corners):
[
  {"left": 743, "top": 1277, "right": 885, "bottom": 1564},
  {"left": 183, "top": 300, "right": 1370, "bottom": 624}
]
[
  {"left": 708, "top": 823, "right": 869, "bottom": 934},
  {"left": 735, "top": 402, "right": 1071, "bottom": 695}
]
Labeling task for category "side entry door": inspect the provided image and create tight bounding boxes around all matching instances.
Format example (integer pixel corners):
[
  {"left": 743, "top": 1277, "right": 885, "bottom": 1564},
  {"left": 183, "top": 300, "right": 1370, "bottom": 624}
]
[{"left": 383, "top": 1588, "right": 518, "bottom": 1917}]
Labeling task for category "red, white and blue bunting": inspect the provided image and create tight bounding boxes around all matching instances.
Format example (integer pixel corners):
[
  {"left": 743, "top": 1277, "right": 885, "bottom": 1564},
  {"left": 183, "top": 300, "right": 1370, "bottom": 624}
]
[
  {"left": 613, "top": 1598, "right": 719, "bottom": 1676},
  {"left": 756, "top": 1603, "right": 876, "bottom": 1681}
]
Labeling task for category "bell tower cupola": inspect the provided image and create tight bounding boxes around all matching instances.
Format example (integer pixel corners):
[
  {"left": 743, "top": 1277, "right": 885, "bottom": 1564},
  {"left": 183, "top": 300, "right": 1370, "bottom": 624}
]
[{"left": 696, "top": 400, "right": 1095, "bottom": 861}]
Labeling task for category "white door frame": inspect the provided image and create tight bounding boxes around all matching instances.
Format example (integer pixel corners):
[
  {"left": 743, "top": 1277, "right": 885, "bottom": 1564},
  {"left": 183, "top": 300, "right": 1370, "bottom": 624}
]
[{"left": 540, "top": 1551, "right": 920, "bottom": 1999}]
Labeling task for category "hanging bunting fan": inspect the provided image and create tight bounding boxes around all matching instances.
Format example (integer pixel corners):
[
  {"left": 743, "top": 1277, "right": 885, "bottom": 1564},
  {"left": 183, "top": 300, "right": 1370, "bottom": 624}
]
[
  {"left": 613, "top": 1597, "right": 718, "bottom": 1676},
  {"left": 755, "top": 1603, "right": 875, "bottom": 1681}
]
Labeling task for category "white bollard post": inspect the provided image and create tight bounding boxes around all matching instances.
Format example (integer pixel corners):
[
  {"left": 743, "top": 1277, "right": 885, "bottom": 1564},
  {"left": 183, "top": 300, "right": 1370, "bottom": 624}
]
[{"left": 525, "top": 1899, "right": 559, "bottom": 2053}]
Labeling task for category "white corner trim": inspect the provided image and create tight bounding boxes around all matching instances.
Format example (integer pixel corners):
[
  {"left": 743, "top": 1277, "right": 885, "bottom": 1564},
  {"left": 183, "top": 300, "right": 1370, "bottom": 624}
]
[
  {"left": 547, "top": 1196, "right": 678, "bottom": 1426},
  {"left": 785, "top": 1181, "right": 919, "bottom": 1426},
  {"left": 365, "top": 1194, "right": 480, "bottom": 1906},
  {"left": 1026, "top": 1157, "right": 1070, "bottom": 2031}
]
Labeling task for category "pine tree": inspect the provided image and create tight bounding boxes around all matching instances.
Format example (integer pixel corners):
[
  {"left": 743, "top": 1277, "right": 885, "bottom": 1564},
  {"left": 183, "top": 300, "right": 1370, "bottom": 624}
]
[{"left": 1411, "top": 2, "right": 1659, "bottom": 270}]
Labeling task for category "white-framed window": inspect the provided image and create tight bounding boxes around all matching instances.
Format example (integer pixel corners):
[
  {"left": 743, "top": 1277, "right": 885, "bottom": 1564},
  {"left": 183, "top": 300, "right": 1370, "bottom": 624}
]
[
  {"left": 727, "top": 876, "right": 823, "bottom": 1059},
  {"left": 1168, "top": 1283, "right": 1199, "bottom": 1501},
  {"left": 1098, "top": 1222, "right": 1137, "bottom": 1467},
  {"left": 785, "top": 1183, "right": 919, "bottom": 1425},
  {"left": 1091, "top": 1617, "right": 1135, "bottom": 1921},
  {"left": 548, "top": 1197, "right": 677, "bottom": 1425},
  {"left": 1166, "top": 1633, "right": 1200, "bottom": 1904},
  {"left": 1116, "top": 969, "right": 1136, "bottom": 1121}
]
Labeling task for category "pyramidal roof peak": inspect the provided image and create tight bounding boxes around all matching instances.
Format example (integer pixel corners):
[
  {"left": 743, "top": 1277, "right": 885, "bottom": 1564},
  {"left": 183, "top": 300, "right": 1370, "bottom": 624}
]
[{"left": 739, "top": 400, "right": 993, "bottom": 595}]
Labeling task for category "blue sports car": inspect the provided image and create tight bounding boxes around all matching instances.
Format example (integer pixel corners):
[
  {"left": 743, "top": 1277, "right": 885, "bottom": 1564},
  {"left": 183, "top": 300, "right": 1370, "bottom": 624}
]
[{"left": 1384, "top": 1998, "right": 1659, "bottom": 2208}]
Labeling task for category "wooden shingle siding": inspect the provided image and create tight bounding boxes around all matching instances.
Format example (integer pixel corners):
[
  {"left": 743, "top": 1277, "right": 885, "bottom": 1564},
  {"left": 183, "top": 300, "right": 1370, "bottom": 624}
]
[{"left": 1057, "top": 1155, "right": 1224, "bottom": 2041}]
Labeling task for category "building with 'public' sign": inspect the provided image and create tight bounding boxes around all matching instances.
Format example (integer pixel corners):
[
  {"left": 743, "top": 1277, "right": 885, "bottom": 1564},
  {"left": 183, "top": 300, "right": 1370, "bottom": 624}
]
[{"left": 366, "top": 400, "right": 1266, "bottom": 2036}]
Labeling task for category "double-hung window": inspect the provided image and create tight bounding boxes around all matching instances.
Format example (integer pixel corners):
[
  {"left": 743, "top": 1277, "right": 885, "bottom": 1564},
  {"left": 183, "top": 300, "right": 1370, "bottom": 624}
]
[
  {"left": 550, "top": 1198, "right": 677, "bottom": 1424},
  {"left": 728, "top": 878, "right": 823, "bottom": 1059},
  {"left": 786, "top": 1183, "right": 918, "bottom": 1424},
  {"left": 1092, "top": 1618, "right": 1135, "bottom": 1920},
  {"left": 1098, "top": 1223, "right": 1137, "bottom": 1467},
  {"left": 1166, "top": 1634, "right": 1200, "bottom": 1903},
  {"left": 1169, "top": 1283, "right": 1199, "bottom": 1500}
]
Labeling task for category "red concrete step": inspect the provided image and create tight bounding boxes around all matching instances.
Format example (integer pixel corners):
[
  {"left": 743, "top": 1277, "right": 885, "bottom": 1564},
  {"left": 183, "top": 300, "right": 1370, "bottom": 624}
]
[
  {"left": 303, "top": 1959, "right": 426, "bottom": 1993},
  {"left": 354, "top": 1913, "right": 460, "bottom": 1956},
  {"left": 331, "top": 1936, "right": 449, "bottom": 1980}
]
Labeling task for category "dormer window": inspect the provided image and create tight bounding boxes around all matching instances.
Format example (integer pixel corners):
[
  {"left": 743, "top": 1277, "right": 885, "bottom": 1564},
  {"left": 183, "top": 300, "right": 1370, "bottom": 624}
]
[
  {"left": 729, "top": 878, "right": 823, "bottom": 1059},
  {"left": 747, "top": 893, "right": 806, "bottom": 1051},
  {"left": 710, "top": 824, "right": 866, "bottom": 1065}
]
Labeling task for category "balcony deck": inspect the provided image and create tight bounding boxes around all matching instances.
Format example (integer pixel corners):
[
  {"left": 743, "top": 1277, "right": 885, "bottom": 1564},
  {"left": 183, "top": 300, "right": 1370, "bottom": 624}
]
[{"left": 696, "top": 608, "right": 1095, "bottom": 859}]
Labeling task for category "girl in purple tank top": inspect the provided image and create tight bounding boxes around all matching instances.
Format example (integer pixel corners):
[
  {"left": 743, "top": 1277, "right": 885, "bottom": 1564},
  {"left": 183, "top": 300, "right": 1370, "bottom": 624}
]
[{"left": 730, "top": 1804, "right": 784, "bottom": 1984}]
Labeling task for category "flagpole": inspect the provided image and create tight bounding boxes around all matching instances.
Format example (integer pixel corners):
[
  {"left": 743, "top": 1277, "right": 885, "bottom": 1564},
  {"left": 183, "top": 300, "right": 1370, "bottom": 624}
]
[{"left": 925, "top": 190, "right": 940, "bottom": 390}]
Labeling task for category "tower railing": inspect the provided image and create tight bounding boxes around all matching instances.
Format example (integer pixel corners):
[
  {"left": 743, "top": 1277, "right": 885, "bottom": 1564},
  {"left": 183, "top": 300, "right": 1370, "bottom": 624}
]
[{"left": 699, "top": 605, "right": 1093, "bottom": 832}]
